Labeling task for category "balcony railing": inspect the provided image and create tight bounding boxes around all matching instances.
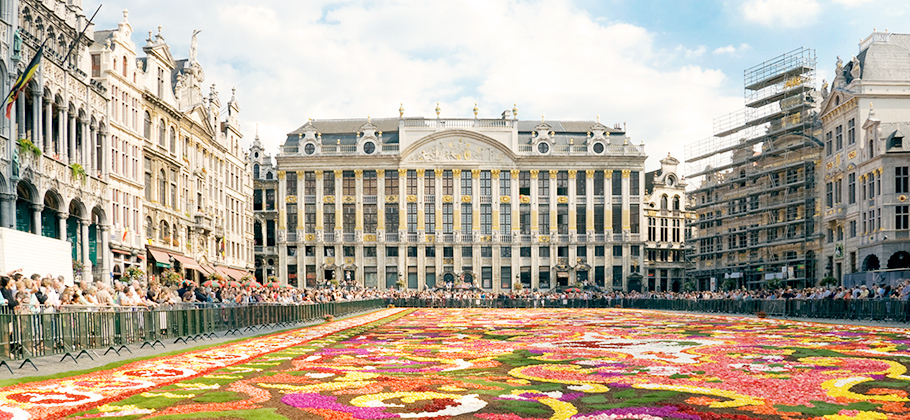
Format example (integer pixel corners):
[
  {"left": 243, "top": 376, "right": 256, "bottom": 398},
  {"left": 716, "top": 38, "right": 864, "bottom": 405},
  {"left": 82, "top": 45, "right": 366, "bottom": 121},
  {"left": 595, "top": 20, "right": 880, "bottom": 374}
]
[{"left": 386, "top": 233, "right": 399, "bottom": 242}]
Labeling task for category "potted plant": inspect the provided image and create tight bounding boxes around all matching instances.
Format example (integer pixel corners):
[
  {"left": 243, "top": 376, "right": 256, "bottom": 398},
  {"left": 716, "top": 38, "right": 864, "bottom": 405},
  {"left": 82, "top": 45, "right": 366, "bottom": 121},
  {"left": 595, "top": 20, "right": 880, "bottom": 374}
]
[
  {"left": 72, "top": 259, "right": 84, "bottom": 278},
  {"left": 513, "top": 281, "right": 523, "bottom": 291},
  {"left": 756, "top": 311, "right": 767, "bottom": 319},
  {"left": 17, "top": 138, "right": 42, "bottom": 158},
  {"left": 162, "top": 270, "right": 182, "bottom": 286},
  {"left": 820, "top": 276, "right": 839, "bottom": 288},
  {"left": 70, "top": 163, "right": 87, "bottom": 183},
  {"left": 123, "top": 266, "right": 145, "bottom": 283},
  {"left": 395, "top": 277, "right": 406, "bottom": 290},
  {"left": 323, "top": 314, "right": 335, "bottom": 322}
]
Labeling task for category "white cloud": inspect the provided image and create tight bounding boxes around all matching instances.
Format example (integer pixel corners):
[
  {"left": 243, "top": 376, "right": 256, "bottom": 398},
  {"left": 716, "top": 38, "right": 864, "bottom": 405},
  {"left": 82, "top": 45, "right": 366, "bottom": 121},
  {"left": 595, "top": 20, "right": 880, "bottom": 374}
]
[
  {"left": 91, "top": 0, "right": 740, "bottom": 169},
  {"left": 677, "top": 45, "right": 708, "bottom": 59},
  {"left": 742, "top": 0, "right": 821, "bottom": 28},
  {"left": 830, "top": 0, "right": 873, "bottom": 7},
  {"left": 712, "top": 43, "right": 751, "bottom": 55}
]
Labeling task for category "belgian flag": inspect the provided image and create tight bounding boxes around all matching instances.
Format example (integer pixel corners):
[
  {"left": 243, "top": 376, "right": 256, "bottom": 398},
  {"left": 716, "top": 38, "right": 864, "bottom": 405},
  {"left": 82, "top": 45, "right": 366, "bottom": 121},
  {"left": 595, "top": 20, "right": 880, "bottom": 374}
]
[{"left": 4, "top": 44, "right": 43, "bottom": 119}]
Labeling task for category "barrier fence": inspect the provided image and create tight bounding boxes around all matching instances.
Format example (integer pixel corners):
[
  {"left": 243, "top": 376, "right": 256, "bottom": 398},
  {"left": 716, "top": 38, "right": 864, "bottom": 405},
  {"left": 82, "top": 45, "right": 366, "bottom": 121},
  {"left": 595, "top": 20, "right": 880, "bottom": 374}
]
[
  {"left": 384, "top": 297, "right": 910, "bottom": 322},
  {"left": 0, "top": 299, "right": 385, "bottom": 370}
]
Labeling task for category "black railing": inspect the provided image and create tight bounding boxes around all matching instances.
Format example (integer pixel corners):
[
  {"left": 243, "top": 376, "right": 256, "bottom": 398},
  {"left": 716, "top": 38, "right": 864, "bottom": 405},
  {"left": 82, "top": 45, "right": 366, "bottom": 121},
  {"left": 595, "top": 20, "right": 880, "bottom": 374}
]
[{"left": 0, "top": 299, "right": 385, "bottom": 364}]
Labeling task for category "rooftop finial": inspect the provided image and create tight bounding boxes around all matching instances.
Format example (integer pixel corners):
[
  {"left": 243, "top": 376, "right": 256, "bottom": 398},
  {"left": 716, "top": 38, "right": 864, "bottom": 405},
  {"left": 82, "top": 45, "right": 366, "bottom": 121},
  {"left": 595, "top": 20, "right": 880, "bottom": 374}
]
[
  {"left": 435, "top": 102, "right": 441, "bottom": 118},
  {"left": 123, "top": 9, "right": 129, "bottom": 20},
  {"left": 399, "top": 103, "right": 404, "bottom": 118},
  {"left": 512, "top": 103, "right": 518, "bottom": 120},
  {"left": 473, "top": 102, "right": 478, "bottom": 118},
  {"left": 367, "top": 115, "right": 371, "bottom": 123},
  {"left": 541, "top": 114, "right": 545, "bottom": 122},
  {"left": 596, "top": 115, "right": 600, "bottom": 123}
]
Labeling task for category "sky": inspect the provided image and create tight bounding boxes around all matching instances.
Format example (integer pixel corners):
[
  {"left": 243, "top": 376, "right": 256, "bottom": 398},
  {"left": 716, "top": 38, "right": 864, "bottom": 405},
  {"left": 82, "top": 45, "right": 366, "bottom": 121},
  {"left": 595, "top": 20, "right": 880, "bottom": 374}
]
[{"left": 84, "top": 0, "right": 910, "bottom": 171}]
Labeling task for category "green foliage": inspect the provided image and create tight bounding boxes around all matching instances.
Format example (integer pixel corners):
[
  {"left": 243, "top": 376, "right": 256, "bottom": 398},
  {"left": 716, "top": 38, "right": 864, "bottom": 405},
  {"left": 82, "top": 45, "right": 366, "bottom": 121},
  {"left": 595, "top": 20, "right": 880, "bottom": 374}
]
[
  {"left": 820, "top": 276, "right": 839, "bottom": 287},
  {"left": 70, "top": 163, "right": 87, "bottom": 183},
  {"left": 192, "top": 391, "right": 246, "bottom": 403},
  {"left": 722, "top": 278, "right": 738, "bottom": 291},
  {"left": 16, "top": 138, "right": 41, "bottom": 157},
  {"left": 775, "top": 400, "right": 880, "bottom": 417},
  {"left": 682, "top": 280, "right": 696, "bottom": 292},
  {"left": 767, "top": 277, "right": 782, "bottom": 290}
]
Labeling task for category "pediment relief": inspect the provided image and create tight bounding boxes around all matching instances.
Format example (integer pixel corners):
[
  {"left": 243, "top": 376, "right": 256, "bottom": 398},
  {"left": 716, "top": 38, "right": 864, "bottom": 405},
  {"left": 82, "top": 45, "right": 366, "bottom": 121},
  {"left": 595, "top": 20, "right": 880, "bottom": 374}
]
[{"left": 401, "top": 132, "right": 515, "bottom": 164}]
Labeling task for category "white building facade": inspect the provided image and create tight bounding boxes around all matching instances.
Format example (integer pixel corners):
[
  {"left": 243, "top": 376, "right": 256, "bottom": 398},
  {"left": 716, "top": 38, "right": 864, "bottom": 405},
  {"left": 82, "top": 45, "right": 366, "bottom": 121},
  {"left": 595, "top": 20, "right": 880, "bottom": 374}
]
[{"left": 275, "top": 110, "right": 648, "bottom": 292}]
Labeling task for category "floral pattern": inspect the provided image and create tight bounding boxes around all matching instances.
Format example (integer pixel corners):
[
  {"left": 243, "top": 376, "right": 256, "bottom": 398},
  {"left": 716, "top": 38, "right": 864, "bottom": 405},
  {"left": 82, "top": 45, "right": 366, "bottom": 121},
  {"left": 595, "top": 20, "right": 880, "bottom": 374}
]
[{"left": 5, "top": 308, "right": 910, "bottom": 420}]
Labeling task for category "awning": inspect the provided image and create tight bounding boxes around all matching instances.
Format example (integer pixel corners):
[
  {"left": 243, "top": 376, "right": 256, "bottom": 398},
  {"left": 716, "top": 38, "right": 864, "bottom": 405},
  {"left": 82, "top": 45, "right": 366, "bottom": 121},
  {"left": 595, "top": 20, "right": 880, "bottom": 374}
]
[
  {"left": 557, "top": 272, "right": 570, "bottom": 279},
  {"left": 146, "top": 247, "right": 171, "bottom": 268},
  {"left": 199, "top": 264, "right": 217, "bottom": 276},
  {"left": 169, "top": 253, "right": 202, "bottom": 272},
  {"left": 215, "top": 266, "right": 248, "bottom": 281}
]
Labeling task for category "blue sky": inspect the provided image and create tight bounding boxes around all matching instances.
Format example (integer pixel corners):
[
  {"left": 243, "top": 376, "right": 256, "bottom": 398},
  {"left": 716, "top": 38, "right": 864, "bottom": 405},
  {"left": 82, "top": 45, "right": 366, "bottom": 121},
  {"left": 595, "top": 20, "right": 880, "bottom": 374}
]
[{"left": 85, "top": 0, "right": 910, "bottom": 170}]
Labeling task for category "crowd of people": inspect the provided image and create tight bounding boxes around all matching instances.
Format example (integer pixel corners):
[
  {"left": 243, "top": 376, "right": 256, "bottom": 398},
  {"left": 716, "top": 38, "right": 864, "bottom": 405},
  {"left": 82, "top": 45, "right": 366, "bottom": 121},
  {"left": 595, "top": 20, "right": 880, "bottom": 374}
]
[{"left": 3, "top": 267, "right": 908, "bottom": 314}]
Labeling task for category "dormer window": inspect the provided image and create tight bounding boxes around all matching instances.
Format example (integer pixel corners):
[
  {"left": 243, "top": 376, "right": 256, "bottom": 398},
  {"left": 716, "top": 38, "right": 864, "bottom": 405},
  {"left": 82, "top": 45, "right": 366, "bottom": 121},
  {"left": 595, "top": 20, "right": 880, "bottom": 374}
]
[
  {"left": 537, "top": 142, "right": 550, "bottom": 154},
  {"left": 363, "top": 141, "right": 376, "bottom": 155},
  {"left": 592, "top": 142, "right": 605, "bottom": 154},
  {"left": 304, "top": 143, "right": 316, "bottom": 155}
]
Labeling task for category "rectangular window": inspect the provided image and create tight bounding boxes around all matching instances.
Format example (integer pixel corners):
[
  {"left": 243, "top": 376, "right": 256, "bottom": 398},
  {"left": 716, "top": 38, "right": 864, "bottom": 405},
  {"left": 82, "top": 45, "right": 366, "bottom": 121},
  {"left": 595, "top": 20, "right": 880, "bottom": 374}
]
[
  {"left": 482, "top": 266, "right": 493, "bottom": 289},
  {"left": 461, "top": 203, "right": 472, "bottom": 232},
  {"left": 364, "top": 247, "right": 376, "bottom": 257},
  {"left": 426, "top": 247, "right": 436, "bottom": 257},
  {"left": 630, "top": 204, "right": 640, "bottom": 234},
  {"left": 363, "top": 205, "right": 377, "bottom": 233},
  {"left": 286, "top": 171, "right": 297, "bottom": 196},
  {"left": 576, "top": 173, "right": 586, "bottom": 196},
  {"left": 407, "top": 170, "right": 417, "bottom": 195},
  {"left": 343, "top": 171, "right": 356, "bottom": 195},
  {"left": 672, "top": 219, "right": 681, "bottom": 242},
  {"left": 594, "top": 205, "right": 605, "bottom": 232},
  {"left": 425, "top": 203, "right": 435, "bottom": 232},
  {"left": 897, "top": 206, "right": 909, "bottom": 230},
  {"left": 539, "top": 247, "right": 550, "bottom": 258},
  {"left": 556, "top": 171, "right": 569, "bottom": 196},
  {"left": 848, "top": 173, "right": 856, "bottom": 204},
  {"left": 480, "top": 171, "right": 492, "bottom": 196},
  {"left": 501, "top": 266, "right": 511, "bottom": 289},
  {"left": 520, "top": 204, "right": 531, "bottom": 234},
  {"left": 323, "top": 171, "right": 335, "bottom": 196},
  {"left": 481, "top": 246, "right": 493, "bottom": 258},
  {"left": 304, "top": 171, "right": 316, "bottom": 195},
  {"left": 612, "top": 171, "right": 622, "bottom": 195},
  {"left": 323, "top": 204, "right": 335, "bottom": 234},
  {"left": 500, "top": 170, "right": 511, "bottom": 196},
  {"left": 343, "top": 204, "right": 356, "bottom": 233},
  {"left": 577, "top": 204, "right": 586, "bottom": 232},
  {"left": 539, "top": 174, "right": 549, "bottom": 197},
  {"left": 613, "top": 245, "right": 623, "bottom": 257},
  {"left": 835, "top": 178, "right": 843, "bottom": 204},
  {"left": 612, "top": 204, "right": 622, "bottom": 232},
  {"left": 659, "top": 218, "right": 668, "bottom": 241},
  {"left": 519, "top": 171, "right": 531, "bottom": 196},
  {"left": 826, "top": 182, "right": 833, "bottom": 208},
  {"left": 363, "top": 170, "right": 377, "bottom": 195},
  {"left": 481, "top": 204, "right": 492, "bottom": 234},
  {"left": 596, "top": 171, "right": 607, "bottom": 196},
  {"left": 539, "top": 204, "right": 550, "bottom": 232},
  {"left": 385, "top": 204, "right": 399, "bottom": 233},
  {"left": 557, "top": 204, "right": 569, "bottom": 234},
  {"left": 500, "top": 203, "right": 511, "bottom": 233},
  {"left": 630, "top": 171, "right": 640, "bottom": 195},
  {"left": 648, "top": 218, "right": 656, "bottom": 241},
  {"left": 462, "top": 246, "right": 473, "bottom": 258},
  {"left": 442, "top": 203, "right": 454, "bottom": 233},
  {"left": 847, "top": 118, "right": 855, "bottom": 145},
  {"left": 897, "top": 167, "right": 909, "bottom": 194},
  {"left": 501, "top": 246, "right": 512, "bottom": 258},
  {"left": 305, "top": 204, "right": 316, "bottom": 233},
  {"left": 424, "top": 170, "right": 435, "bottom": 195},
  {"left": 442, "top": 170, "right": 453, "bottom": 195},
  {"left": 835, "top": 125, "right": 843, "bottom": 150},
  {"left": 265, "top": 189, "right": 275, "bottom": 211},
  {"left": 825, "top": 131, "right": 833, "bottom": 156},
  {"left": 850, "top": 220, "right": 857, "bottom": 237},
  {"left": 461, "top": 171, "right": 472, "bottom": 196},
  {"left": 386, "top": 173, "right": 399, "bottom": 196},
  {"left": 407, "top": 203, "right": 417, "bottom": 233}
]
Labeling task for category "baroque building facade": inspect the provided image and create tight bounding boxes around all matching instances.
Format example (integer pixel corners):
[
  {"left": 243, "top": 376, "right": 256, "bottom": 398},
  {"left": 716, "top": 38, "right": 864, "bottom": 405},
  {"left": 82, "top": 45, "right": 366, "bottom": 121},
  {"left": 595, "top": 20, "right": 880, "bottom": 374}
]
[
  {"left": 818, "top": 31, "right": 910, "bottom": 286},
  {"left": 4, "top": 0, "right": 111, "bottom": 283},
  {"left": 249, "top": 133, "right": 279, "bottom": 282},
  {"left": 643, "top": 154, "right": 692, "bottom": 292},
  {"left": 273, "top": 109, "right": 648, "bottom": 292}
]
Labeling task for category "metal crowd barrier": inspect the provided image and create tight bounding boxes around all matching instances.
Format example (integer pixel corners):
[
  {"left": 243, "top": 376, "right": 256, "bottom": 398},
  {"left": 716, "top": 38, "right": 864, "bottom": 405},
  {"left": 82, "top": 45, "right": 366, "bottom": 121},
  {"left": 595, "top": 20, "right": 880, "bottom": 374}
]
[{"left": 0, "top": 299, "right": 385, "bottom": 371}]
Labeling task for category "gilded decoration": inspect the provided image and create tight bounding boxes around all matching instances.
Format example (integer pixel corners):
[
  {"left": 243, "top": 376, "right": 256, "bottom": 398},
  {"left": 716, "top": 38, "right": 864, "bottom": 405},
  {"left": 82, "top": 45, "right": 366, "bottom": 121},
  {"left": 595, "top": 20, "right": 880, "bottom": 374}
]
[
  {"left": 471, "top": 169, "right": 480, "bottom": 178},
  {"left": 377, "top": 169, "right": 384, "bottom": 177},
  {"left": 407, "top": 195, "right": 418, "bottom": 203},
  {"left": 404, "top": 137, "right": 508, "bottom": 163},
  {"left": 434, "top": 169, "right": 443, "bottom": 177},
  {"left": 286, "top": 195, "right": 298, "bottom": 204},
  {"left": 343, "top": 196, "right": 356, "bottom": 203},
  {"left": 305, "top": 234, "right": 316, "bottom": 241},
  {"left": 398, "top": 169, "right": 407, "bottom": 177},
  {"left": 491, "top": 169, "right": 501, "bottom": 177},
  {"left": 324, "top": 196, "right": 335, "bottom": 203},
  {"left": 557, "top": 196, "right": 568, "bottom": 204},
  {"left": 334, "top": 169, "right": 343, "bottom": 177},
  {"left": 549, "top": 170, "right": 558, "bottom": 179},
  {"left": 461, "top": 195, "right": 472, "bottom": 203},
  {"left": 354, "top": 170, "right": 363, "bottom": 178},
  {"left": 324, "top": 257, "right": 334, "bottom": 265},
  {"left": 385, "top": 195, "right": 399, "bottom": 203},
  {"left": 510, "top": 169, "right": 519, "bottom": 177},
  {"left": 277, "top": 171, "right": 286, "bottom": 179},
  {"left": 443, "top": 258, "right": 454, "bottom": 265},
  {"left": 519, "top": 196, "right": 531, "bottom": 204},
  {"left": 363, "top": 234, "right": 377, "bottom": 242},
  {"left": 826, "top": 162, "right": 834, "bottom": 170},
  {"left": 315, "top": 170, "right": 323, "bottom": 179},
  {"left": 416, "top": 169, "right": 425, "bottom": 177},
  {"left": 568, "top": 170, "right": 576, "bottom": 179},
  {"left": 621, "top": 170, "right": 631, "bottom": 178},
  {"left": 539, "top": 235, "right": 550, "bottom": 243},
  {"left": 453, "top": 169, "right": 462, "bottom": 177},
  {"left": 425, "top": 235, "right": 435, "bottom": 242},
  {"left": 530, "top": 170, "right": 539, "bottom": 178},
  {"left": 586, "top": 170, "right": 594, "bottom": 179},
  {"left": 848, "top": 151, "right": 857, "bottom": 159},
  {"left": 500, "top": 196, "right": 511, "bottom": 203},
  {"left": 442, "top": 195, "right": 453, "bottom": 203},
  {"left": 345, "top": 257, "right": 354, "bottom": 265}
]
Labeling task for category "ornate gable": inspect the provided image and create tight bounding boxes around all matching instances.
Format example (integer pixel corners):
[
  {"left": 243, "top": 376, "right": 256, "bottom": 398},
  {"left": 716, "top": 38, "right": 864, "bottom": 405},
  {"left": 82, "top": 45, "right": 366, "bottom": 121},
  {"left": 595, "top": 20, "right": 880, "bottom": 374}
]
[{"left": 400, "top": 131, "right": 516, "bottom": 165}]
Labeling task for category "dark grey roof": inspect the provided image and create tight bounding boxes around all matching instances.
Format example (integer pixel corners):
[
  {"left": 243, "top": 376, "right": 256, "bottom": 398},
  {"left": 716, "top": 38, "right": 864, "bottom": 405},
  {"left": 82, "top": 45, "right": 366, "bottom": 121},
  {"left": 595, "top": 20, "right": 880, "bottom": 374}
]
[
  {"left": 857, "top": 34, "right": 910, "bottom": 82},
  {"left": 287, "top": 118, "right": 400, "bottom": 136},
  {"left": 93, "top": 30, "right": 113, "bottom": 44}
]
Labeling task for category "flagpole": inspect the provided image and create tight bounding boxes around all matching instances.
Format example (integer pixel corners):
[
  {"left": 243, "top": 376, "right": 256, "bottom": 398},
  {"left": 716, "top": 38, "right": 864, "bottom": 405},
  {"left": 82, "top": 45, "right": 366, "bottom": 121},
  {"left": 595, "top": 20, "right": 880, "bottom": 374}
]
[{"left": 61, "top": 4, "right": 102, "bottom": 68}]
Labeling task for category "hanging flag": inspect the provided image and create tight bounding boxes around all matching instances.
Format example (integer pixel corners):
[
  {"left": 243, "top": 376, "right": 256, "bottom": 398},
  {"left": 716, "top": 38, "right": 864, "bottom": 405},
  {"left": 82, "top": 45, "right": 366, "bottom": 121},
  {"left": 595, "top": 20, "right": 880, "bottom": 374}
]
[
  {"left": 122, "top": 226, "right": 129, "bottom": 242},
  {"left": 4, "top": 44, "right": 44, "bottom": 119},
  {"left": 220, "top": 238, "right": 226, "bottom": 257}
]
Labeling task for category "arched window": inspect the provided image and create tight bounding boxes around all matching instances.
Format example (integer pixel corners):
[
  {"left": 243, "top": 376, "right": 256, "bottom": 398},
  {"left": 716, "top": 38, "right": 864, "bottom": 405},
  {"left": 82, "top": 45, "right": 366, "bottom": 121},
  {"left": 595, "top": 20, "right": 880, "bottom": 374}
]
[
  {"left": 21, "top": 8, "right": 31, "bottom": 34},
  {"left": 158, "top": 119, "right": 166, "bottom": 147},
  {"left": 169, "top": 127, "right": 176, "bottom": 153},
  {"left": 673, "top": 195, "right": 680, "bottom": 211},
  {"left": 143, "top": 111, "right": 151, "bottom": 139},
  {"left": 253, "top": 164, "right": 260, "bottom": 178},
  {"left": 660, "top": 194, "right": 668, "bottom": 210},
  {"left": 113, "top": 57, "right": 118, "bottom": 72},
  {"left": 159, "top": 169, "right": 167, "bottom": 206},
  {"left": 34, "top": 17, "right": 43, "bottom": 39},
  {"left": 266, "top": 172, "right": 273, "bottom": 180},
  {"left": 122, "top": 55, "right": 127, "bottom": 77},
  {"left": 146, "top": 216, "right": 153, "bottom": 239},
  {"left": 159, "top": 220, "right": 170, "bottom": 241}
]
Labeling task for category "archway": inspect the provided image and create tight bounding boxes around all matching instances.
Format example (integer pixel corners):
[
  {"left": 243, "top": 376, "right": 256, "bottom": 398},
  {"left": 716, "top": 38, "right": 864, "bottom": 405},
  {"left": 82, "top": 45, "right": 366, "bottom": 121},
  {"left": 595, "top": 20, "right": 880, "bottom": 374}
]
[
  {"left": 15, "top": 182, "right": 35, "bottom": 233},
  {"left": 862, "top": 254, "right": 880, "bottom": 271},
  {"left": 888, "top": 251, "right": 910, "bottom": 270},
  {"left": 67, "top": 200, "right": 85, "bottom": 261},
  {"left": 42, "top": 190, "right": 63, "bottom": 239}
]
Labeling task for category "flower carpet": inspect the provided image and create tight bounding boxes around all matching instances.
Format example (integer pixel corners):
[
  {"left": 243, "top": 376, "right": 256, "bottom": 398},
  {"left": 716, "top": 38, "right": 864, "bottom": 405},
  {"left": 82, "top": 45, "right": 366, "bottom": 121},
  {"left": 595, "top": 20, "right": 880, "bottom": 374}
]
[{"left": 3, "top": 308, "right": 910, "bottom": 420}]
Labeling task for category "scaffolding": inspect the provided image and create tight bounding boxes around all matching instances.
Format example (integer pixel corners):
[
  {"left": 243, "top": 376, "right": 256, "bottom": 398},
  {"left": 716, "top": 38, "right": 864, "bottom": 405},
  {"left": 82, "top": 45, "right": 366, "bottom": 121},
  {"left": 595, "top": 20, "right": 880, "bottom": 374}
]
[{"left": 685, "top": 47, "right": 822, "bottom": 290}]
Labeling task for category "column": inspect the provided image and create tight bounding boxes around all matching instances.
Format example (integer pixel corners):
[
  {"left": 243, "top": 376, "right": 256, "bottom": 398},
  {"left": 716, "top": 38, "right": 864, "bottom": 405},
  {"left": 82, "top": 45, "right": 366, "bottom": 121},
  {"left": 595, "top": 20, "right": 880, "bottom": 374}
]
[
  {"left": 59, "top": 107, "right": 68, "bottom": 162},
  {"left": 16, "top": 94, "right": 25, "bottom": 140},
  {"left": 621, "top": 169, "right": 631, "bottom": 291},
  {"left": 80, "top": 220, "right": 92, "bottom": 283},
  {"left": 416, "top": 169, "right": 425, "bottom": 235},
  {"left": 376, "top": 170, "right": 385, "bottom": 287},
  {"left": 398, "top": 169, "right": 406, "bottom": 235},
  {"left": 45, "top": 101, "right": 53, "bottom": 155},
  {"left": 0, "top": 194, "right": 14, "bottom": 229},
  {"left": 530, "top": 170, "right": 539, "bottom": 291},
  {"left": 101, "top": 225, "right": 111, "bottom": 283},
  {"left": 69, "top": 113, "right": 77, "bottom": 164},
  {"left": 82, "top": 120, "right": 90, "bottom": 173},
  {"left": 31, "top": 204, "right": 43, "bottom": 235},
  {"left": 355, "top": 170, "right": 364, "bottom": 286},
  {"left": 33, "top": 90, "right": 42, "bottom": 152},
  {"left": 334, "top": 169, "right": 343, "bottom": 237},
  {"left": 434, "top": 169, "right": 442, "bottom": 237},
  {"left": 452, "top": 169, "right": 462, "bottom": 240},
  {"left": 605, "top": 171, "right": 613, "bottom": 237},
  {"left": 471, "top": 169, "right": 480, "bottom": 277},
  {"left": 492, "top": 169, "right": 501, "bottom": 292},
  {"left": 58, "top": 213, "right": 67, "bottom": 241}
]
